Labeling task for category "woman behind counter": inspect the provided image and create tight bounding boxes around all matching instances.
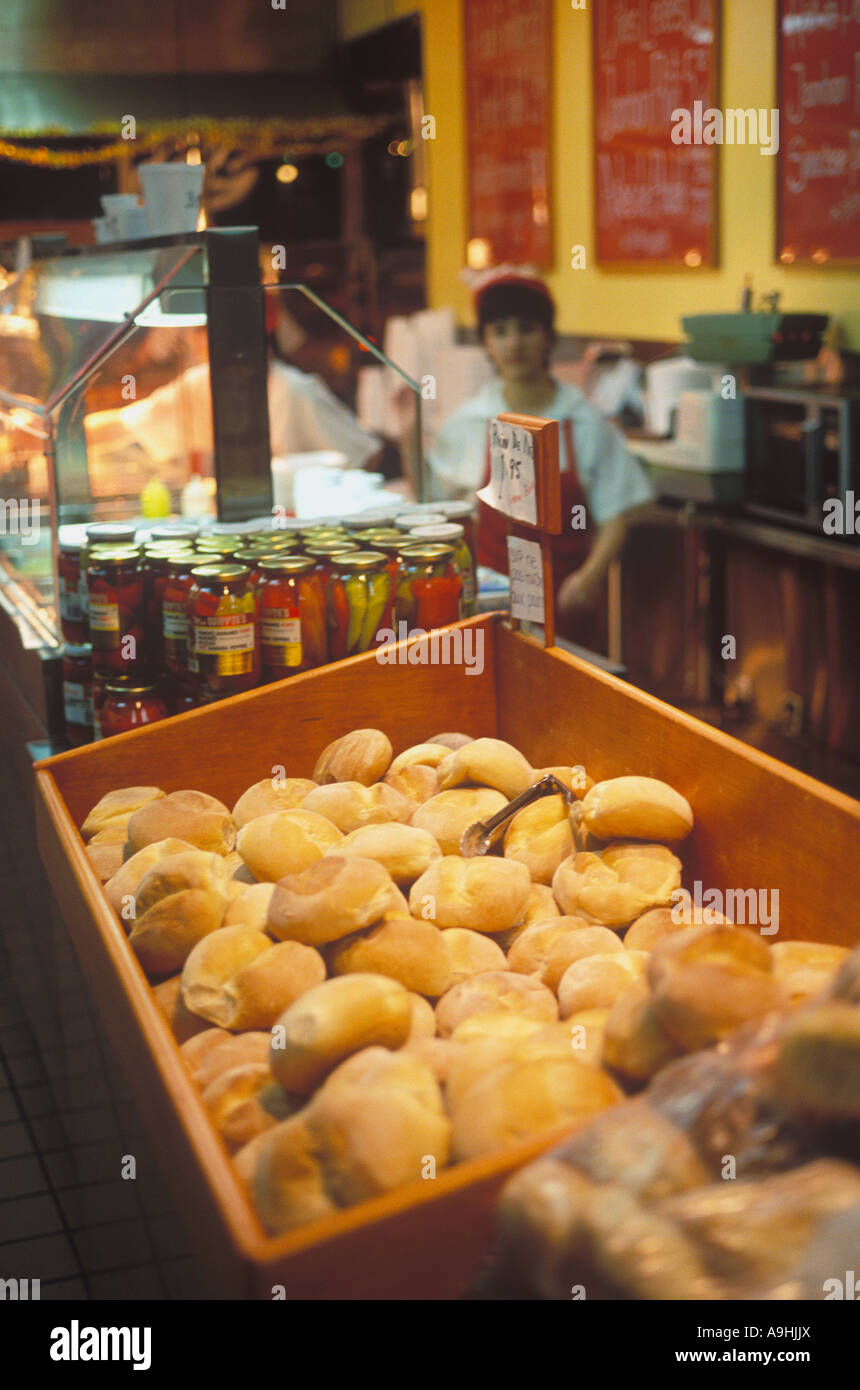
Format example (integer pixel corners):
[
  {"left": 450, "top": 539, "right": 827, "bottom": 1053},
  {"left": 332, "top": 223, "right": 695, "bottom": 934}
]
[{"left": 427, "top": 270, "right": 654, "bottom": 632}]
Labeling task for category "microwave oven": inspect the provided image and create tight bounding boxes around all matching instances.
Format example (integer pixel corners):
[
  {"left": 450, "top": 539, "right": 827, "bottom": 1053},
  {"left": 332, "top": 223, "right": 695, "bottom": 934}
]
[{"left": 744, "top": 386, "right": 860, "bottom": 535}]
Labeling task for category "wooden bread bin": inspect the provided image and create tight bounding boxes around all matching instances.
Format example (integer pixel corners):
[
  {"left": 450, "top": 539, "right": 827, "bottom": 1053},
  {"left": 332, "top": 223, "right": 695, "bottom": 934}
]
[{"left": 34, "top": 615, "right": 860, "bottom": 1299}]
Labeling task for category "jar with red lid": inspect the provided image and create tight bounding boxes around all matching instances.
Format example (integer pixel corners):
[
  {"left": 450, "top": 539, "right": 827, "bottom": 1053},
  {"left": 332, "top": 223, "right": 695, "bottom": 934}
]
[
  {"left": 408, "top": 522, "right": 475, "bottom": 617},
  {"left": 86, "top": 547, "right": 144, "bottom": 679},
  {"left": 57, "top": 538, "right": 86, "bottom": 643},
  {"left": 327, "top": 551, "right": 391, "bottom": 660},
  {"left": 99, "top": 681, "right": 168, "bottom": 739},
  {"left": 396, "top": 544, "right": 462, "bottom": 629},
  {"left": 186, "top": 564, "right": 258, "bottom": 702},
  {"left": 62, "top": 643, "right": 93, "bottom": 746},
  {"left": 257, "top": 556, "right": 327, "bottom": 680}
]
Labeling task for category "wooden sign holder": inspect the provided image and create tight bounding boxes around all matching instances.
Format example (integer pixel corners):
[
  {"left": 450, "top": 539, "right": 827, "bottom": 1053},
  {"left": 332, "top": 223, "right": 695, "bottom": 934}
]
[{"left": 479, "top": 412, "right": 562, "bottom": 648}]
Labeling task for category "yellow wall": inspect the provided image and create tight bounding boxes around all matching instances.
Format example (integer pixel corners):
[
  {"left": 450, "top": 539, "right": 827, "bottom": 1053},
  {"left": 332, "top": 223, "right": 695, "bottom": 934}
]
[{"left": 342, "top": 0, "right": 860, "bottom": 348}]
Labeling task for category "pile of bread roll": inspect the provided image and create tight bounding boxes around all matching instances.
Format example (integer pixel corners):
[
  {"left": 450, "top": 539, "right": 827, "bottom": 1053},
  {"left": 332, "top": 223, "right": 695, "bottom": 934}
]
[{"left": 78, "top": 727, "right": 853, "bottom": 1241}]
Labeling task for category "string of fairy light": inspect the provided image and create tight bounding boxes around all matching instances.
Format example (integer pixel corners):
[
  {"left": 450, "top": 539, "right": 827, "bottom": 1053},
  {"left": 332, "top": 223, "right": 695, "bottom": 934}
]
[{"left": 0, "top": 115, "right": 396, "bottom": 169}]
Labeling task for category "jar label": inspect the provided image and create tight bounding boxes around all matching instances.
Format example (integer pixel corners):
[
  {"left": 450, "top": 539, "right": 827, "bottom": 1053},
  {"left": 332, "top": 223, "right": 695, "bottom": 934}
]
[
  {"left": 60, "top": 582, "right": 83, "bottom": 623},
  {"left": 162, "top": 600, "right": 188, "bottom": 639},
  {"left": 63, "top": 680, "right": 92, "bottom": 727},
  {"left": 192, "top": 615, "right": 255, "bottom": 675},
  {"left": 261, "top": 609, "right": 302, "bottom": 666},
  {"left": 88, "top": 595, "right": 119, "bottom": 633}
]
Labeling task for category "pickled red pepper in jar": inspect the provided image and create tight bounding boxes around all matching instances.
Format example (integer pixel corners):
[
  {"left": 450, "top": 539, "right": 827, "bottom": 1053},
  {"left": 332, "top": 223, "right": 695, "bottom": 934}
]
[
  {"left": 327, "top": 551, "right": 390, "bottom": 660},
  {"left": 161, "top": 552, "right": 198, "bottom": 673},
  {"left": 396, "top": 544, "right": 462, "bottom": 629},
  {"left": 408, "top": 522, "right": 475, "bottom": 618},
  {"left": 257, "top": 556, "right": 326, "bottom": 680},
  {"left": 86, "top": 547, "right": 144, "bottom": 678},
  {"left": 99, "top": 682, "right": 168, "bottom": 739},
  {"left": 186, "top": 564, "right": 258, "bottom": 701},
  {"left": 304, "top": 539, "right": 360, "bottom": 603},
  {"left": 57, "top": 538, "right": 86, "bottom": 643},
  {"left": 62, "top": 643, "right": 93, "bottom": 746}
]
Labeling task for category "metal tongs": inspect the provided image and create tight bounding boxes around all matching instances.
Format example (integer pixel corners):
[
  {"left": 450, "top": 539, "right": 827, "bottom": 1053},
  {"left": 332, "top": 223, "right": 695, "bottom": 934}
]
[{"left": 460, "top": 774, "right": 578, "bottom": 857}]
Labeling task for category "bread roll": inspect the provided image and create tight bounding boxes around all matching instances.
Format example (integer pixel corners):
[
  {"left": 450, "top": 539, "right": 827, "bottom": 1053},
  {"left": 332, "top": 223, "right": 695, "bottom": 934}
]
[
  {"left": 428, "top": 732, "right": 473, "bottom": 750},
  {"left": 564, "top": 1008, "right": 612, "bottom": 1064},
  {"left": 435, "top": 970, "right": 558, "bottom": 1038},
  {"left": 267, "top": 855, "right": 394, "bottom": 946},
  {"left": 773, "top": 1003, "right": 860, "bottom": 1117},
  {"left": 304, "top": 1046, "right": 451, "bottom": 1204},
  {"left": 449, "top": 1012, "right": 547, "bottom": 1045},
  {"left": 232, "top": 777, "right": 317, "bottom": 829},
  {"left": 503, "top": 796, "right": 576, "bottom": 885},
  {"left": 557, "top": 950, "right": 648, "bottom": 1018},
  {"left": 624, "top": 905, "right": 727, "bottom": 953},
  {"left": 388, "top": 742, "right": 451, "bottom": 774},
  {"left": 151, "top": 974, "right": 212, "bottom": 1043},
  {"left": 333, "top": 823, "right": 441, "bottom": 883},
  {"left": 447, "top": 1018, "right": 607, "bottom": 1113},
  {"left": 409, "top": 855, "right": 531, "bottom": 933},
  {"left": 313, "top": 728, "right": 393, "bottom": 785},
  {"left": 201, "top": 1062, "right": 295, "bottom": 1153},
  {"left": 508, "top": 920, "right": 625, "bottom": 993},
  {"left": 552, "top": 844, "right": 682, "bottom": 927},
  {"left": 301, "top": 781, "right": 412, "bottom": 835},
  {"left": 269, "top": 974, "right": 412, "bottom": 1093},
  {"left": 181, "top": 926, "right": 326, "bottom": 1030},
  {"left": 179, "top": 1028, "right": 269, "bottom": 1087},
  {"left": 521, "top": 884, "right": 561, "bottom": 927},
  {"left": 410, "top": 788, "right": 507, "bottom": 856},
  {"left": 440, "top": 928, "right": 508, "bottom": 986},
  {"left": 104, "top": 838, "right": 196, "bottom": 914},
  {"left": 648, "top": 924, "right": 785, "bottom": 1052},
  {"left": 236, "top": 809, "right": 342, "bottom": 883},
  {"left": 451, "top": 1055, "right": 623, "bottom": 1160},
  {"left": 128, "top": 851, "right": 232, "bottom": 975},
  {"left": 405, "top": 992, "right": 437, "bottom": 1041},
  {"left": 251, "top": 1116, "right": 337, "bottom": 1234},
  {"left": 81, "top": 786, "right": 164, "bottom": 838},
  {"left": 222, "top": 882, "right": 276, "bottom": 934},
  {"left": 86, "top": 842, "right": 125, "bottom": 882},
  {"left": 602, "top": 983, "right": 680, "bottom": 1083},
  {"left": 231, "top": 1129, "right": 272, "bottom": 1195},
  {"left": 581, "top": 776, "right": 693, "bottom": 842},
  {"left": 769, "top": 941, "right": 849, "bottom": 1008},
  {"left": 383, "top": 763, "right": 439, "bottom": 811},
  {"left": 89, "top": 823, "right": 130, "bottom": 846},
  {"left": 328, "top": 917, "right": 453, "bottom": 997},
  {"left": 402, "top": 1036, "right": 457, "bottom": 1084},
  {"left": 127, "top": 789, "right": 235, "bottom": 857},
  {"left": 436, "top": 737, "right": 533, "bottom": 800}
]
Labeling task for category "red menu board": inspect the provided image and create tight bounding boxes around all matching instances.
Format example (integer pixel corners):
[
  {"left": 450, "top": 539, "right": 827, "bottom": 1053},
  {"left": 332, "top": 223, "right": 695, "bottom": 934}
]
[
  {"left": 593, "top": 0, "right": 720, "bottom": 266},
  {"left": 778, "top": 0, "right": 860, "bottom": 265},
  {"left": 464, "top": 0, "right": 552, "bottom": 266}
]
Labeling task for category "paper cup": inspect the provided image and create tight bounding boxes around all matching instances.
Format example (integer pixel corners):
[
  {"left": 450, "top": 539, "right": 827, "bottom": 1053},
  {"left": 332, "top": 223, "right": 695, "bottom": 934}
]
[{"left": 139, "top": 163, "right": 205, "bottom": 235}]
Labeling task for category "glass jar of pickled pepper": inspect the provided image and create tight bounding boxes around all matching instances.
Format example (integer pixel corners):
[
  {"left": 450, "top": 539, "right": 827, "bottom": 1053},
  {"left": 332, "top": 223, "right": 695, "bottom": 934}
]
[
  {"left": 81, "top": 523, "right": 138, "bottom": 627},
  {"left": 304, "top": 538, "right": 360, "bottom": 600},
  {"left": 86, "top": 547, "right": 144, "bottom": 678},
  {"left": 99, "top": 681, "right": 168, "bottom": 739},
  {"left": 187, "top": 564, "right": 258, "bottom": 701},
  {"left": 257, "top": 556, "right": 327, "bottom": 680},
  {"left": 358, "top": 534, "right": 411, "bottom": 633},
  {"left": 58, "top": 537, "right": 86, "bottom": 643},
  {"left": 161, "top": 552, "right": 198, "bottom": 673},
  {"left": 141, "top": 544, "right": 195, "bottom": 672},
  {"left": 327, "top": 551, "right": 391, "bottom": 660},
  {"left": 396, "top": 544, "right": 462, "bottom": 629},
  {"left": 62, "top": 643, "right": 93, "bottom": 746},
  {"left": 408, "top": 523, "right": 475, "bottom": 617}
]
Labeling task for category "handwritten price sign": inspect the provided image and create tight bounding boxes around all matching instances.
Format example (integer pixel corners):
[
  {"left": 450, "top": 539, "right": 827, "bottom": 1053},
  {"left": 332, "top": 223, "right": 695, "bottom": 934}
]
[
  {"left": 487, "top": 418, "right": 537, "bottom": 524},
  {"left": 507, "top": 535, "right": 544, "bottom": 621}
]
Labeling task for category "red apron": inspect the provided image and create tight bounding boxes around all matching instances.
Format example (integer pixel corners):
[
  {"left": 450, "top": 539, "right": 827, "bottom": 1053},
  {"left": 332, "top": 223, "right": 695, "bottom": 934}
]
[{"left": 476, "top": 417, "right": 592, "bottom": 576}]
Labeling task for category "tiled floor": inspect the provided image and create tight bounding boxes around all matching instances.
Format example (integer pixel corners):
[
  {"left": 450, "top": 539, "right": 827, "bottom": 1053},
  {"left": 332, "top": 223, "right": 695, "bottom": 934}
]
[{"left": 0, "top": 742, "right": 210, "bottom": 1300}]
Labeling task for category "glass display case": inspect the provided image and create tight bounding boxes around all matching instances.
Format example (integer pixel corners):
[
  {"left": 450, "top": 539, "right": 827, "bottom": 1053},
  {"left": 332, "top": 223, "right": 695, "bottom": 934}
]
[{"left": 0, "top": 226, "right": 426, "bottom": 742}]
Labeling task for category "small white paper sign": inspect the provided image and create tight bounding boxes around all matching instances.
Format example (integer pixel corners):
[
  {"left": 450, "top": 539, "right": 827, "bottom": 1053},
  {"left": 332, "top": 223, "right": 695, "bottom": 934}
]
[
  {"left": 507, "top": 535, "right": 544, "bottom": 622},
  {"left": 483, "top": 417, "right": 537, "bottom": 524}
]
